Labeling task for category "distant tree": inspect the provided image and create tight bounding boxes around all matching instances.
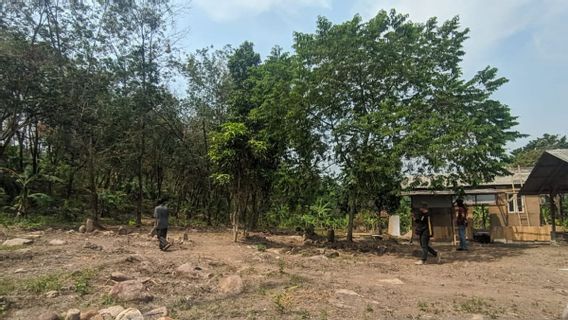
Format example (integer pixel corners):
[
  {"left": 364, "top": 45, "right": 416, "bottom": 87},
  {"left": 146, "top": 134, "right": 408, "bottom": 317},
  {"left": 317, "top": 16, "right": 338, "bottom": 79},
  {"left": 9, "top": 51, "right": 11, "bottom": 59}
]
[{"left": 511, "top": 134, "right": 568, "bottom": 167}]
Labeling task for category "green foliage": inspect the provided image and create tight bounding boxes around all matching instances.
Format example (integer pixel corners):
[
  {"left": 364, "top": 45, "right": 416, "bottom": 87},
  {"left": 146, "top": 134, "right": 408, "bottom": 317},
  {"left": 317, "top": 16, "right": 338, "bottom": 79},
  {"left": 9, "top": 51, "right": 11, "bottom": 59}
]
[
  {"left": 0, "top": 3, "right": 523, "bottom": 237},
  {"left": 511, "top": 134, "right": 568, "bottom": 167},
  {"left": 23, "top": 274, "right": 62, "bottom": 294}
]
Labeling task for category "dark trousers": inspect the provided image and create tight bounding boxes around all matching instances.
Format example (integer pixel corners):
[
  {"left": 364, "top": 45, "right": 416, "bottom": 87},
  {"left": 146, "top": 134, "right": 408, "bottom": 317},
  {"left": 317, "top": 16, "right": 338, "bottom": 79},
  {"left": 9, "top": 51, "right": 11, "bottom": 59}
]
[
  {"left": 157, "top": 228, "right": 168, "bottom": 250},
  {"left": 419, "top": 230, "right": 437, "bottom": 261}
]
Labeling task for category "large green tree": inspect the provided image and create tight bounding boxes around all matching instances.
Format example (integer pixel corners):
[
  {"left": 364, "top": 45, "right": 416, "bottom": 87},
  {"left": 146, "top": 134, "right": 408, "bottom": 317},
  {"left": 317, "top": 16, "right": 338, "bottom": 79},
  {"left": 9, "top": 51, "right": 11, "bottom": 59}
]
[{"left": 295, "top": 11, "right": 522, "bottom": 241}]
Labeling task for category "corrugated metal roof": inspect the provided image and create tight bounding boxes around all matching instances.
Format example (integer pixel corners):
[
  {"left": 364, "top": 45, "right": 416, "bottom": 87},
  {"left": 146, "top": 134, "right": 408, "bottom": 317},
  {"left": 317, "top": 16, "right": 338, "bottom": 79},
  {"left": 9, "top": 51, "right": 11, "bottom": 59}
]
[
  {"left": 403, "top": 167, "right": 532, "bottom": 190},
  {"left": 520, "top": 149, "right": 568, "bottom": 195},
  {"left": 548, "top": 149, "right": 568, "bottom": 162}
]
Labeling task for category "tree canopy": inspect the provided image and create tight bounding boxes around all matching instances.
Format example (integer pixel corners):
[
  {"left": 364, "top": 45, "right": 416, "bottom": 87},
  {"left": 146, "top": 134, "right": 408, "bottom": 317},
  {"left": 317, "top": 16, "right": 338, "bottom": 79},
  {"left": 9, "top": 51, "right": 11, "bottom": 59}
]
[{"left": 0, "top": 4, "right": 522, "bottom": 241}]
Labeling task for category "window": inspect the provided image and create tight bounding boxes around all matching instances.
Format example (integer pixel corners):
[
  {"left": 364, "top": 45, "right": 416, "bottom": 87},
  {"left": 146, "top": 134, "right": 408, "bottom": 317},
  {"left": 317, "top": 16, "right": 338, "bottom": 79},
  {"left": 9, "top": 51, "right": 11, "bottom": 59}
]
[{"left": 507, "top": 193, "right": 524, "bottom": 213}]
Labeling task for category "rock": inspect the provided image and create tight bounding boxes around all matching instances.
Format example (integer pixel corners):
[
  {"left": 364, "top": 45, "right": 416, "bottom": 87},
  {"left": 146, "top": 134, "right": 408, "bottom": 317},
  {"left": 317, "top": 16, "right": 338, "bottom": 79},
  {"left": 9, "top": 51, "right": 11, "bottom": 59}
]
[
  {"left": 308, "top": 255, "right": 328, "bottom": 261},
  {"left": 143, "top": 306, "right": 168, "bottom": 320},
  {"left": 335, "top": 289, "right": 361, "bottom": 297},
  {"left": 90, "top": 316, "right": 104, "bottom": 320},
  {"left": 38, "top": 311, "right": 60, "bottom": 320},
  {"left": 325, "top": 251, "right": 339, "bottom": 259},
  {"left": 157, "top": 318, "right": 174, "bottom": 320},
  {"left": 67, "top": 230, "right": 75, "bottom": 234},
  {"left": 471, "top": 315, "right": 484, "bottom": 320},
  {"left": 109, "top": 280, "right": 153, "bottom": 302},
  {"left": 562, "top": 303, "right": 568, "bottom": 320},
  {"left": 97, "top": 305, "right": 124, "bottom": 318},
  {"left": 83, "top": 242, "right": 102, "bottom": 250},
  {"left": 218, "top": 275, "right": 244, "bottom": 295},
  {"left": 376, "top": 278, "right": 404, "bottom": 285},
  {"left": 85, "top": 218, "right": 95, "bottom": 232},
  {"left": 110, "top": 272, "right": 131, "bottom": 282},
  {"left": 115, "top": 308, "right": 144, "bottom": 320},
  {"left": 80, "top": 310, "right": 98, "bottom": 320},
  {"left": 176, "top": 263, "right": 208, "bottom": 279},
  {"left": 49, "top": 239, "right": 67, "bottom": 246},
  {"left": 65, "top": 308, "right": 81, "bottom": 320},
  {"left": 118, "top": 226, "right": 128, "bottom": 236},
  {"left": 45, "top": 290, "right": 59, "bottom": 298},
  {"left": 2, "top": 238, "right": 33, "bottom": 247},
  {"left": 14, "top": 268, "right": 26, "bottom": 273},
  {"left": 102, "top": 231, "right": 114, "bottom": 236},
  {"left": 376, "top": 245, "right": 388, "bottom": 255},
  {"left": 79, "top": 225, "right": 86, "bottom": 233}
]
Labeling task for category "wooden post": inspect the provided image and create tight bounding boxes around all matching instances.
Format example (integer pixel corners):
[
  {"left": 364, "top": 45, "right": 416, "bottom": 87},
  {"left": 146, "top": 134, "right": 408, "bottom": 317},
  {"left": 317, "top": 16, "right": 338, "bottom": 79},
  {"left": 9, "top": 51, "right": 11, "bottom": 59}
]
[{"left": 549, "top": 193, "right": 557, "bottom": 241}]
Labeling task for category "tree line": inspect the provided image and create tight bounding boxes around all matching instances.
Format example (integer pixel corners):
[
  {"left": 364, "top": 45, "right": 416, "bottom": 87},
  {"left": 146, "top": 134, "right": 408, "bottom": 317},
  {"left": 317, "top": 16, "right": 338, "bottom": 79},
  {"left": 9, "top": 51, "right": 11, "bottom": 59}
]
[{"left": 0, "top": 1, "right": 525, "bottom": 240}]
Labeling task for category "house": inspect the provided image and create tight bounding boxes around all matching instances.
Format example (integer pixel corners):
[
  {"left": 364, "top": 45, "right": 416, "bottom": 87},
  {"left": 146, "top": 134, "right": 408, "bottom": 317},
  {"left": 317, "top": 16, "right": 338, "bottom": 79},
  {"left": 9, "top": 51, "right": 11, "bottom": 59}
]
[
  {"left": 402, "top": 168, "right": 551, "bottom": 243},
  {"left": 520, "top": 149, "right": 568, "bottom": 241}
]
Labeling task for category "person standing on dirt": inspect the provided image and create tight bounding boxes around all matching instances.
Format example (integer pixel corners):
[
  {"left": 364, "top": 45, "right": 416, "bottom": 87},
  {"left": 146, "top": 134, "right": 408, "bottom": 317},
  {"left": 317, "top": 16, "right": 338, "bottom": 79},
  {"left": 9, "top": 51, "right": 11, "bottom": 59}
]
[
  {"left": 414, "top": 202, "right": 440, "bottom": 265},
  {"left": 454, "top": 199, "right": 468, "bottom": 251},
  {"left": 154, "top": 198, "right": 171, "bottom": 251}
]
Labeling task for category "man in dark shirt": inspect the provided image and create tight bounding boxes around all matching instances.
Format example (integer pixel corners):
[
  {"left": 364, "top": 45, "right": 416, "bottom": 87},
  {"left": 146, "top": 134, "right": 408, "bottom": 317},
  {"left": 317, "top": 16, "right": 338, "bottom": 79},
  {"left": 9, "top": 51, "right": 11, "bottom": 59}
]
[
  {"left": 154, "top": 198, "right": 171, "bottom": 251},
  {"left": 414, "top": 202, "right": 440, "bottom": 265},
  {"left": 454, "top": 199, "right": 468, "bottom": 251}
]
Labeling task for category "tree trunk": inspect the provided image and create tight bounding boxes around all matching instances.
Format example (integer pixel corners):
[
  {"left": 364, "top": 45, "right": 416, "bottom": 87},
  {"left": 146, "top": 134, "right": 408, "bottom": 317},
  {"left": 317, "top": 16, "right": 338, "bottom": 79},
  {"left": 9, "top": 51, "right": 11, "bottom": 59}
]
[
  {"left": 327, "top": 228, "right": 335, "bottom": 243},
  {"left": 136, "top": 119, "right": 145, "bottom": 227},
  {"left": 347, "top": 202, "right": 355, "bottom": 242},
  {"left": 88, "top": 137, "right": 98, "bottom": 222}
]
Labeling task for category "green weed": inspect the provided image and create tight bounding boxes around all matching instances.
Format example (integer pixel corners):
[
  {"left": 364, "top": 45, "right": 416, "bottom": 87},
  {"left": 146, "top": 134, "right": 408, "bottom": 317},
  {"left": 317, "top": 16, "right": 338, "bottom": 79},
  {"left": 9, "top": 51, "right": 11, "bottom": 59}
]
[{"left": 23, "top": 274, "right": 62, "bottom": 294}]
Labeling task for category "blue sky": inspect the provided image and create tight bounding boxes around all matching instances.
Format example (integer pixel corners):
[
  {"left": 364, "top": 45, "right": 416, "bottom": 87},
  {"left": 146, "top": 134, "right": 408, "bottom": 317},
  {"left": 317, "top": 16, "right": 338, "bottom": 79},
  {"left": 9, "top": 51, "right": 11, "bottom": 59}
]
[{"left": 173, "top": 0, "right": 568, "bottom": 150}]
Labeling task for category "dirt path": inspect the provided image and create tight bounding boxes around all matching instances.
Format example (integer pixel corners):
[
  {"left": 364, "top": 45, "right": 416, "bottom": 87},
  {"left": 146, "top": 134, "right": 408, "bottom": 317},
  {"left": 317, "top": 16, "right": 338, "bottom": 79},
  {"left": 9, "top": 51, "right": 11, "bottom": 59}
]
[{"left": 1, "top": 228, "right": 567, "bottom": 319}]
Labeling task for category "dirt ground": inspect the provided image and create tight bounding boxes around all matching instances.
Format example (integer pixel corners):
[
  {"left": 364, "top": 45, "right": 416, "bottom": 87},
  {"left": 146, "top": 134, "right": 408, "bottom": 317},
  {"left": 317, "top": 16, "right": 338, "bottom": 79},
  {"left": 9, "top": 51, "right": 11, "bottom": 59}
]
[{"left": 1, "top": 226, "right": 567, "bottom": 320}]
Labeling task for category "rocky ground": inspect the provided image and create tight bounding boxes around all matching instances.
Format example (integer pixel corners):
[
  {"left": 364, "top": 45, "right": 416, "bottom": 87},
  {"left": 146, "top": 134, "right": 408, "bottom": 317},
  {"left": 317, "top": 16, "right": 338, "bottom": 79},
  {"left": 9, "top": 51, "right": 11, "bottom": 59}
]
[{"left": 1, "top": 225, "right": 567, "bottom": 320}]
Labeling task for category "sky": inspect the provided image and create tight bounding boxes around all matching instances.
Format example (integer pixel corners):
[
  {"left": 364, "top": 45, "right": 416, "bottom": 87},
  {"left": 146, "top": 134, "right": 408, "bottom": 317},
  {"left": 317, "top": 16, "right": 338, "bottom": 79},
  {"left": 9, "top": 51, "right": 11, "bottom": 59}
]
[{"left": 173, "top": 0, "right": 568, "bottom": 150}]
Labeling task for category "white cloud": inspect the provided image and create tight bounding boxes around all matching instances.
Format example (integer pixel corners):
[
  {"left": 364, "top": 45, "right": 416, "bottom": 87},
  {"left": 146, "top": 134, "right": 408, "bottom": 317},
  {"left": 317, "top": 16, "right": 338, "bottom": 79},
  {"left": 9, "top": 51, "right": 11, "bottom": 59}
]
[
  {"left": 193, "top": 0, "right": 331, "bottom": 22},
  {"left": 352, "top": 0, "right": 568, "bottom": 73}
]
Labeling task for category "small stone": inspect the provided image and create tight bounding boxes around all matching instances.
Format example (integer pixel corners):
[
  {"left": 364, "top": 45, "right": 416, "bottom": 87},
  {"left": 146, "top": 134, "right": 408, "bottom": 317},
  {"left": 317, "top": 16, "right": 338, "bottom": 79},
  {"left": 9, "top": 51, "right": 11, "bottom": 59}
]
[
  {"left": 65, "top": 308, "right": 81, "bottom": 320},
  {"left": 80, "top": 309, "right": 98, "bottom": 320},
  {"left": 335, "top": 289, "right": 361, "bottom": 296},
  {"left": 471, "top": 315, "right": 484, "bottom": 320},
  {"left": 308, "top": 255, "right": 328, "bottom": 261},
  {"left": 45, "top": 290, "right": 58, "bottom": 298},
  {"left": 157, "top": 318, "right": 174, "bottom": 320},
  {"left": 115, "top": 308, "right": 144, "bottom": 320},
  {"left": 376, "top": 278, "right": 404, "bottom": 285},
  {"left": 325, "top": 251, "right": 339, "bottom": 259},
  {"left": 79, "top": 225, "right": 86, "bottom": 233},
  {"left": 97, "top": 305, "right": 124, "bottom": 318},
  {"left": 118, "top": 226, "right": 128, "bottom": 235},
  {"left": 110, "top": 272, "right": 131, "bottom": 282},
  {"left": 2, "top": 238, "right": 33, "bottom": 247},
  {"left": 49, "top": 239, "right": 67, "bottom": 246},
  {"left": 38, "top": 311, "right": 60, "bottom": 320},
  {"left": 376, "top": 245, "right": 388, "bottom": 255},
  {"left": 143, "top": 306, "right": 168, "bottom": 320},
  {"left": 85, "top": 218, "right": 95, "bottom": 232},
  {"left": 83, "top": 242, "right": 102, "bottom": 250},
  {"left": 14, "top": 268, "right": 25, "bottom": 274},
  {"left": 218, "top": 275, "right": 244, "bottom": 295},
  {"left": 67, "top": 230, "right": 75, "bottom": 234},
  {"left": 562, "top": 303, "right": 568, "bottom": 320}
]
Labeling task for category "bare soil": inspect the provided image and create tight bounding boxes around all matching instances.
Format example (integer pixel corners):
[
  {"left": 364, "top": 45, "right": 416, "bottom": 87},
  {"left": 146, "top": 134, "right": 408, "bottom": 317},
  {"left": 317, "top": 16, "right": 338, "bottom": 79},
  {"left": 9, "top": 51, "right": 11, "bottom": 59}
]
[{"left": 1, "top": 226, "right": 567, "bottom": 320}]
